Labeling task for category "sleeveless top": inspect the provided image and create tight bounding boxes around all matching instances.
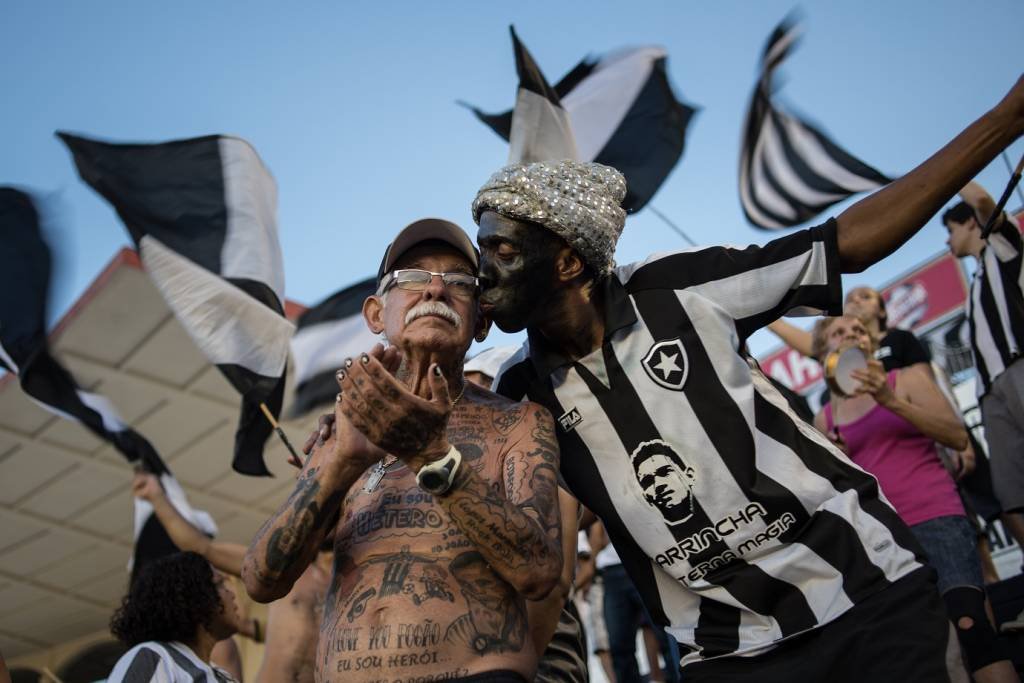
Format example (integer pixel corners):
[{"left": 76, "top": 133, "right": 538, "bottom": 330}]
[{"left": 825, "top": 370, "right": 964, "bottom": 526}]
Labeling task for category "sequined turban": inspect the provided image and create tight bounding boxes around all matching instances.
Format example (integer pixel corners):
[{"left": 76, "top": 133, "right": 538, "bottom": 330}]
[{"left": 472, "top": 160, "right": 627, "bottom": 276}]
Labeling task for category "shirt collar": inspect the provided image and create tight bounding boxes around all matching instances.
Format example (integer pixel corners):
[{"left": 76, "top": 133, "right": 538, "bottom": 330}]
[{"left": 526, "top": 274, "right": 637, "bottom": 377}]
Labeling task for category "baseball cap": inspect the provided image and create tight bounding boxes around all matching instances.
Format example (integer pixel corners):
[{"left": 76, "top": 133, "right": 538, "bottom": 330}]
[{"left": 376, "top": 218, "right": 479, "bottom": 286}]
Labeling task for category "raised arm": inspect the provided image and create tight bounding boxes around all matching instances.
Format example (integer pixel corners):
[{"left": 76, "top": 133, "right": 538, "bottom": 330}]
[
  {"left": 836, "top": 76, "right": 1024, "bottom": 272},
  {"left": 432, "top": 404, "right": 563, "bottom": 600},
  {"left": 767, "top": 319, "right": 814, "bottom": 357},
  {"left": 241, "top": 406, "right": 380, "bottom": 603},
  {"left": 851, "top": 361, "right": 968, "bottom": 451},
  {"left": 132, "top": 472, "right": 246, "bottom": 576}
]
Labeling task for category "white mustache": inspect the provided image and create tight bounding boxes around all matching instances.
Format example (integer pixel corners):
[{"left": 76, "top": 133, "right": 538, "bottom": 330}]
[{"left": 405, "top": 301, "right": 462, "bottom": 328}]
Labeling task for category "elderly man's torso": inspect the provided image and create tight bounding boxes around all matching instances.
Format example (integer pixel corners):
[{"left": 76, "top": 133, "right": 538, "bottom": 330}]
[{"left": 316, "top": 391, "right": 542, "bottom": 682}]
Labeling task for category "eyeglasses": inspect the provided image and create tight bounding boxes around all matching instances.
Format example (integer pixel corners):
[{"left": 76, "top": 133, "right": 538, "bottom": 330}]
[{"left": 380, "top": 269, "right": 479, "bottom": 299}]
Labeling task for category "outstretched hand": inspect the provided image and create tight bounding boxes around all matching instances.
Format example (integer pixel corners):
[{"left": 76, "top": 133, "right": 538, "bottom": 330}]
[{"left": 337, "top": 343, "right": 454, "bottom": 470}]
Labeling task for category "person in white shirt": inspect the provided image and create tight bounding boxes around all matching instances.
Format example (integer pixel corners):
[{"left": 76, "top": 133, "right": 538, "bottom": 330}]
[{"left": 108, "top": 551, "right": 240, "bottom": 682}]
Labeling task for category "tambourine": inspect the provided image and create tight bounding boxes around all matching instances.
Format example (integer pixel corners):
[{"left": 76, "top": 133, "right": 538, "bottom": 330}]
[{"left": 823, "top": 344, "right": 869, "bottom": 398}]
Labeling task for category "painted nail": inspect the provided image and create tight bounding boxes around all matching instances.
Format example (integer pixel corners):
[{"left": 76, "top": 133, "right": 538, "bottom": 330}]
[
  {"left": 336, "top": 393, "right": 342, "bottom": 403},
  {"left": 361, "top": 353, "right": 369, "bottom": 364},
  {"left": 433, "top": 365, "right": 442, "bottom": 377},
  {"left": 345, "top": 358, "right": 353, "bottom": 368},
  {"left": 337, "top": 370, "right": 345, "bottom": 380}
]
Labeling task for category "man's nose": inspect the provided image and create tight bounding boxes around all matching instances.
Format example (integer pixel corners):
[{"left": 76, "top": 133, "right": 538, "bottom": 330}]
[{"left": 422, "top": 273, "right": 451, "bottom": 301}]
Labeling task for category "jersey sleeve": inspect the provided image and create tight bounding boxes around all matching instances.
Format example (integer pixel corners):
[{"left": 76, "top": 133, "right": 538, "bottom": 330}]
[{"left": 620, "top": 219, "right": 843, "bottom": 340}]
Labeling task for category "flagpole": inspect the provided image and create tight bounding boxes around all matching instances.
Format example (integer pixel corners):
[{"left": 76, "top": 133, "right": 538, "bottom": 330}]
[
  {"left": 647, "top": 205, "right": 698, "bottom": 247},
  {"left": 1001, "top": 151, "right": 1024, "bottom": 208},
  {"left": 980, "top": 151, "right": 1024, "bottom": 239},
  {"left": 259, "top": 402, "right": 302, "bottom": 465}
]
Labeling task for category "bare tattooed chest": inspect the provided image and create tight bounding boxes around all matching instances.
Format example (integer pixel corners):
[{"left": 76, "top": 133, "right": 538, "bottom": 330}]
[{"left": 315, "top": 408, "right": 534, "bottom": 682}]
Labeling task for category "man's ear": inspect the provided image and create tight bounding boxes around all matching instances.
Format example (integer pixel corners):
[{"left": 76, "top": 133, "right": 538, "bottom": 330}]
[
  {"left": 555, "top": 246, "right": 586, "bottom": 284},
  {"left": 475, "top": 310, "right": 492, "bottom": 343},
  {"left": 363, "top": 295, "right": 385, "bottom": 334}
]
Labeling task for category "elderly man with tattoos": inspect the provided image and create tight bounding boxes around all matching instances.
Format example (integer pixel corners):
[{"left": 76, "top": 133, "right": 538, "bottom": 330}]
[{"left": 242, "top": 219, "right": 563, "bottom": 683}]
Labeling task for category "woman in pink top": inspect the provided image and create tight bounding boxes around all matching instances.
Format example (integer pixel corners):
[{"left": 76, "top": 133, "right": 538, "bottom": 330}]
[{"left": 812, "top": 315, "right": 1017, "bottom": 683}]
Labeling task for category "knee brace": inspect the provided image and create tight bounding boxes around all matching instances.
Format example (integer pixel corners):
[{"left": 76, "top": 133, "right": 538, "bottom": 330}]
[{"left": 943, "top": 586, "right": 1009, "bottom": 672}]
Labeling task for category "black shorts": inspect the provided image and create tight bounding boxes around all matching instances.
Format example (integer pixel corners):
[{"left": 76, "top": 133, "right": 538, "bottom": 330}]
[{"left": 683, "top": 567, "right": 950, "bottom": 683}]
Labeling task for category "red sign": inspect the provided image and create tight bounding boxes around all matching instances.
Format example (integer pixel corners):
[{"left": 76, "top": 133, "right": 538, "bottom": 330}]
[
  {"left": 881, "top": 252, "right": 967, "bottom": 332},
  {"left": 758, "top": 252, "right": 968, "bottom": 392},
  {"left": 760, "top": 346, "right": 824, "bottom": 393}
]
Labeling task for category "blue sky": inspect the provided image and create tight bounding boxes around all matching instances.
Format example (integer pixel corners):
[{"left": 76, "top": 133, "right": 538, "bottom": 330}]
[{"left": 4, "top": 1, "right": 1022, "bottom": 357}]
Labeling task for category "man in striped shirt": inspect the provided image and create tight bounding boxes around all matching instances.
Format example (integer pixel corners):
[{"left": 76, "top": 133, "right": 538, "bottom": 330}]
[
  {"left": 472, "top": 77, "right": 1024, "bottom": 681},
  {"left": 944, "top": 181, "right": 1024, "bottom": 525}
]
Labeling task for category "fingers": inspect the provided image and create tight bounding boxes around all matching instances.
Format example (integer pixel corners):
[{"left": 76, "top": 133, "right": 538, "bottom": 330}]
[{"left": 428, "top": 364, "right": 451, "bottom": 406}]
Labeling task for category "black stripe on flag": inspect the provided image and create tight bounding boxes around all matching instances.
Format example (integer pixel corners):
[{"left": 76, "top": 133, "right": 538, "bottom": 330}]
[
  {"left": 632, "top": 289, "right": 818, "bottom": 639},
  {"left": 739, "top": 17, "right": 892, "bottom": 230},
  {"left": 289, "top": 277, "right": 379, "bottom": 417},
  {"left": 59, "top": 132, "right": 292, "bottom": 476}
]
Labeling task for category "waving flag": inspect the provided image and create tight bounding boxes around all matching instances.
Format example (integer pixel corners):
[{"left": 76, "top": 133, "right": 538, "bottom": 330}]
[
  {"left": 464, "top": 31, "right": 697, "bottom": 212},
  {"left": 59, "top": 132, "right": 293, "bottom": 476},
  {"left": 0, "top": 188, "right": 163, "bottom": 469},
  {"left": 739, "top": 18, "right": 892, "bottom": 230},
  {"left": 289, "top": 276, "right": 379, "bottom": 417}
]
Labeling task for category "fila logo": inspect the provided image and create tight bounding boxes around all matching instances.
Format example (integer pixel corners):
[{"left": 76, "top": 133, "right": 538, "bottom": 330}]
[{"left": 558, "top": 408, "right": 583, "bottom": 432}]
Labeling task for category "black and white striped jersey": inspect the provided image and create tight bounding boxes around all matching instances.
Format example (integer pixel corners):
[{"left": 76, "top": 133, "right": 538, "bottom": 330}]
[
  {"left": 108, "top": 641, "right": 237, "bottom": 682},
  {"left": 967, "top": 216, "right": 1024, "bottom": 397},
  {"left": 494, "top": 220, "right": 923, "bottom": 665}
]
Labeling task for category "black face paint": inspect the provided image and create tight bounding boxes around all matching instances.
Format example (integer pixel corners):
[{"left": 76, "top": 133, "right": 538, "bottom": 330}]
[{"left": 476, "top": 211, "right": 566, "bottom": 333}]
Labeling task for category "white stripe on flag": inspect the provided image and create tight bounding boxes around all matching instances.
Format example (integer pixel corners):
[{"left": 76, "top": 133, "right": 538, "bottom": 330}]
[
  {"left": 761, "top": 117, "right": 848, "bottom": 206},
  {"left": 291, "top": 315, "right": 381, "bottom": 386},
  {"left": 140, "top": 235, "right": 294, "bottom": 378},
  {"left": 781, "top": 116, "right": 882, "bottom": 193},
  {"left": 76, "top": 389, "right": 128, "bottom": 433},
  {"left": 218, "top": 136, "right": 286, "bottom": 305},
  {"left": 508, "top": 88, "right": 579, "bottom": 163},
  {"left": 562, "top": 47, "right": 665, "bottom": 162}
]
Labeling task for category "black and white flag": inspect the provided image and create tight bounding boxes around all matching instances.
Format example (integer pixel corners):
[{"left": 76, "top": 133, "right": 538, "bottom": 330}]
[
  {"left": 59, "top": 132, "right": 294, "bottom": 476},
  {"left": 289, "top": 276, "right": 379, "bottom": 417},
  {"left": 465, "top": 32, "right": 697, "bottom": 212},
  {"left": 0, "top": 187, "right": 164, "bottom": 470},
  {"left": 739, "top": 18, "right": 892, "bottom": 230}
]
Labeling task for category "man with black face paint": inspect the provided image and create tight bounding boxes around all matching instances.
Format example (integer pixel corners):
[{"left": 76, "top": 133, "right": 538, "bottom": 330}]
[{"left": 474, "top": 77, "right": 1024, "bottom": 683}]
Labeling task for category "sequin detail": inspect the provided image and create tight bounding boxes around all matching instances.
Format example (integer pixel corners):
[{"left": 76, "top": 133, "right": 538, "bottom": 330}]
[{"left": 472, "top": 160, "right": 627, "bottom": 276}]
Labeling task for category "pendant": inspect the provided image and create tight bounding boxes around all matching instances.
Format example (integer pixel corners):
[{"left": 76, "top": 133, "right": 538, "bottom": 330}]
[{"left": 363, "top": 460, "right": 387, "bottom": 493}]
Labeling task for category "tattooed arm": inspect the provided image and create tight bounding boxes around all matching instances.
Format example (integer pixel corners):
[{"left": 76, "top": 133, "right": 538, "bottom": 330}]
[
  {"left": 242, "top": 407, "right": 382, "bottom": 603},
  {"left": 434, "top": 405, "right": 563, "bottom": 600},
  {"left": 527, "top": 487, "right": 580, "bottom": 655}
]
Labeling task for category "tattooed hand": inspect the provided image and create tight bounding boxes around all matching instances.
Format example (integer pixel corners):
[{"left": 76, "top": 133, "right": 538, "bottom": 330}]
[{"left": 337, "top": 345, "right": 454, "bottom": 469}]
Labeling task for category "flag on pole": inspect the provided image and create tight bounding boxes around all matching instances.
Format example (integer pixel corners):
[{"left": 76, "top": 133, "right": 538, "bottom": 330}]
[
  {"left": 504, "top": 26, "right": 579, "bottom": 164},
  {"left": 0, "top": 188, "right": 215, "bottom": 574},
  {"left": 289, "top": 276, "right": 379, "bottom": 417},
  {"left": 738, "top": 18, "right": 892, "bottom": 230},
  {"left": 465, "top": 34, "right": 697, "bottom": 212},
  {"left": 58, "top": 132, "right": 294, "bottom": 476}
]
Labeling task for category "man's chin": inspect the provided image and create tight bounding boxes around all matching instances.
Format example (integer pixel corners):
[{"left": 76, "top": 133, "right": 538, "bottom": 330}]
[{"left": 491, "top": 315, "right": 528, "bottom": 334}]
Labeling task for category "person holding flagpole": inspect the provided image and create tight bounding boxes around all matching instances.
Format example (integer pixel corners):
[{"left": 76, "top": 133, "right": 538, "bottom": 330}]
[{"left": 472, "top": 76, "right": 1024, "bottom": 681}]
